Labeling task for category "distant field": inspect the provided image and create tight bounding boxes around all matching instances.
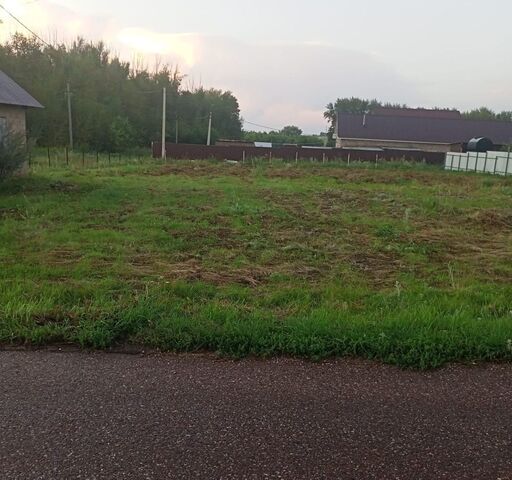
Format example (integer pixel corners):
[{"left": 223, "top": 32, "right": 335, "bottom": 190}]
[{"left": 1, "top": 160, "right": 512, "bottom": 368}]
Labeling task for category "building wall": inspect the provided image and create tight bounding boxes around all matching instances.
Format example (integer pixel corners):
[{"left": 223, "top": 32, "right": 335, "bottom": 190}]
[
  {"left": 0, "top": 104, "right": 28, "bottom": 175},
  {"left": 0, "top": 104, "right": 27, "bottom": 139},
  {"left": 336, "top": 137, "right": 462, "bottom": 153}
]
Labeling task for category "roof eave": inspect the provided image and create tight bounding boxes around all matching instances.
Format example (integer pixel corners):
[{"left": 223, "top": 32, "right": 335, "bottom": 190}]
[{"left": 0, "top": 100, "right": 44, "bottom": 109}]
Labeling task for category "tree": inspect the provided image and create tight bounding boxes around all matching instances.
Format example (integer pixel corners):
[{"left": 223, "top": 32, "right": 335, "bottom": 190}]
[
  {"left": 462, "top": 107, "right": 496, "bottom": 121},
  {"left": 0, "top": 33, "right": 243, "bottom": 150},
  {"left": 110, "top": 116, "right": 136, "bottom": 152},
  {"left": 0, "top": 131, "right": 27, "bottom": 178},
  {"left": 497, "top": 111, "right": 512, "bottom": 122},
  {"left": 462, "top": 108, "right": 512, "bottom": 122},
  {"left": 280, "top": 125, "right": 302, "bottom": 137},
  {"left": 242, "top": 130, "right": 324, "bottom": 147}
]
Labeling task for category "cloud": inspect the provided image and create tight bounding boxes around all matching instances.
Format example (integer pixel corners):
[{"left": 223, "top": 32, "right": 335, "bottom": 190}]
[
  {"left": 115, "top": 31, "right": 421, "bottom": 133},
  {"left": 1, "top": 1, "right": 421, "bottom": 133},
  {"left": 0, "top": 0, "right": 115, "bottom": 44},
  {"left": 116, "top": 29, "right": 201, "bottom": 68},
  {"left": 207, "top": 41, "right": 421, "bottom": 133}
]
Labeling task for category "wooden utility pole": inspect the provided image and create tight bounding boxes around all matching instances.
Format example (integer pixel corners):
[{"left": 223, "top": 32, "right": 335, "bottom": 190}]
[
  {"left": 175, "top": 112, "right": 179, "bottom": 144},
  {"left": 206, "top": 112, "right": 212, "bottom": 146},
  {"left": 161, "top": 87, "right": 167, "bottom": 159},
  {"left": 65, "top": 83, "right": 74, "bottom": 151}
]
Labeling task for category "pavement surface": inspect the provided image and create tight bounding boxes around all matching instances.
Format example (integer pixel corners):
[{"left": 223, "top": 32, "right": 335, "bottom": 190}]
[{"left": 1, "top": 351, "right": 512, "bottom": 480}]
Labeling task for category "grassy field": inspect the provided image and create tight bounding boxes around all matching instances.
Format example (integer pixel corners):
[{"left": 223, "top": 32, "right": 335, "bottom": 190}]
[{"left": 1, "top": 159, "right": 512, "bottom": 368}]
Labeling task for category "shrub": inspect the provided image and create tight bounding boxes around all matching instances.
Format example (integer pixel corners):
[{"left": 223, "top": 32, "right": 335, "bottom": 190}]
[{"left": 0, "top": 132, "right": 28, "bottom": 178}]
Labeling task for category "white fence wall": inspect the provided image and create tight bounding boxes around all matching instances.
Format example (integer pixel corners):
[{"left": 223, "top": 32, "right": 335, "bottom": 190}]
[{"left": 445, "top": 151, "right": 512, "bottom": 176}]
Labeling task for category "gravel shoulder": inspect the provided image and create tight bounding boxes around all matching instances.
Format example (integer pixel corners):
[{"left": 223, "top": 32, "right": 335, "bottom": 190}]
[{"left": 1, "top": 351, "right": 511, "bottom": 480}]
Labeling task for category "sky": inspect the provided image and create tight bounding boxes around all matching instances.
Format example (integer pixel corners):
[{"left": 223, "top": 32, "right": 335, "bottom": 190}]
[{"left": 0, "top": 0, "right": 511, "bottom": 133}]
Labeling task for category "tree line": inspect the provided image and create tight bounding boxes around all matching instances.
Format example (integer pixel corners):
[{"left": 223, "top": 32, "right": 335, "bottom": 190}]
[
  {"left": 243, "top": 125, "right": 326, "bottom": 147},
  {"left": 0, "top": 34, "right": 243, "bottom": 151}
]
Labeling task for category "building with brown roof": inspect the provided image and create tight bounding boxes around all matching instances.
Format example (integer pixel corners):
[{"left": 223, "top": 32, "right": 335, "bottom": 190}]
[{"left": 336, "top": 108, "right": 512, "bottom": 152}]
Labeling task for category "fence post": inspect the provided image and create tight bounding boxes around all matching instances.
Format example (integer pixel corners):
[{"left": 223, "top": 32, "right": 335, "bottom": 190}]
[
  {"left": 108, "top": 152, "right": 111, "bottom": 165},
  {"left": 82, "top": 151, "right": 85, "bottom": 168},
  {"left": 322, "top": 153, "right": 326, "bottom": 164},
  {"left": 505, "top": 151, "right": 511, "bottom": 176},
  {"left": 65, "top": 147, "right": 69, "bottom": 166},
  {"left": 242, "top": 150, "right": 246, "bottom": 163},
  {"left": 457, "top": 154, "right": 462, "bottom": 171},
  {"left": 295, "top": 151, "right": 298, "bottom": 164},
  {"left": 347, "top": 153, "right": 351, "bottom": 166},
  {"left": 483, "top": 152, "right": 488, "bottom": 173},
  {"left": 269, "top": 151, "right": 272, "bottom": 165},
  {"left": 47, "top": 147, "right": 51, "bottom": 167}
]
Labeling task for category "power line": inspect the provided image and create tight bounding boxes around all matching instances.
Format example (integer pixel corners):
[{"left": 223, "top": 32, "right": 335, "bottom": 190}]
[
  {"left": 0, "top": 2, "right": 51, "bottom": 48},
  {"left": 243, "top": 119, "right": 280, "bottom": 131}
]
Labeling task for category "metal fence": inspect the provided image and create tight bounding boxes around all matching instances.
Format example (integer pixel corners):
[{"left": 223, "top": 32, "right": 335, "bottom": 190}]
[
  {"left": 152, "top": 143, "right": 447, "bottom": 165},
  {"left": 445, "top": 151, "right": 512, "bottom": 176},
  {"left": 29, "top": 148, "right": 148, "bottom": 169}
]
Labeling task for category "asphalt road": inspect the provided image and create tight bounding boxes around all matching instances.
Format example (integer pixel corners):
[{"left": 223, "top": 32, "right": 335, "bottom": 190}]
[{"left": 1, "top": 351, "right": 512, "bottom": 480}]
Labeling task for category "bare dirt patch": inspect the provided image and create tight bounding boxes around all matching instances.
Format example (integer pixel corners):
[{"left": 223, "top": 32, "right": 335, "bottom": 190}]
[
  {"left": 0, "top": 208, "right": 27, "bottom": 220},
  {"left": 347, "top": 251, "right": 404, "bottom": 287},
  {"left": 265, "top": 166, "right": 470, "bottom": 187},
  {"left": 468, "top": 209, "right": 512, "bottom": 230},
  {"left": 49, "top": 181, "right": 81, "bottom": 192},
  {"left": 45, "top": 248, "right": 84, "bottom": 266},
  {"left": 129, "top": 256, "right": 271, "bottom": 286},
  {"left": 150, "top": 162, "right": 249, "bottom": 179}
]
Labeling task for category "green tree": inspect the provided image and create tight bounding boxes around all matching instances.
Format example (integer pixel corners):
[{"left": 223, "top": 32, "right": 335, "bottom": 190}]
[
  {"left": 110, "top": 116, "right": 136, "bottom": 152},
  {"left": 280, "top": 125, "right": 303, "bottom": 137},
  {"left": 242, "top": 130, "right": 324, "bottom": 147},
  {"left": 0, "top": 131, "right": 27, "bottom": 178},
  {"left": 0, "top": 34, "right": 243, "bottom": 150},
  {"left": 462, "top": 107, "right": 496, "bottom": 121},
  {"left": 462, "top": 108, "right": 512, "bottom": 122}
]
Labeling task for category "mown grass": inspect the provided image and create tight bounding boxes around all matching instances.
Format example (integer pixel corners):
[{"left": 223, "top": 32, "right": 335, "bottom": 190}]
[{"left": 1, "top": 159, "right": 512, "bottom": 368}]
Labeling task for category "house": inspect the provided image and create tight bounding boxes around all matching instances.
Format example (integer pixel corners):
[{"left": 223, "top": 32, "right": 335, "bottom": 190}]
[
  {"left": 0, "top": 69, "right": 43, "bottom": 143},
  {"left": 336, "top": 107, "right": 512, "bottom": 153}
]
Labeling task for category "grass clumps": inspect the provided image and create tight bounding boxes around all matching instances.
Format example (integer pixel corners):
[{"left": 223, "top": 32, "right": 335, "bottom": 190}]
[{"left": 1, "top": 160, "right": 512, "bottom": 368}]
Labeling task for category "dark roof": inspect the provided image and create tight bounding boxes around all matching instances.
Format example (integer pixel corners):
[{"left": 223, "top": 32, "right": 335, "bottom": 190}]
[
  {"left": 0, "top": 70, "right": 43, "bottom": 108},
  {"left": 337, "top": 112, "right": 512, "bottom": 145},
  {"left": 371, "top": 107, "right": 462, "bottom": 120}
]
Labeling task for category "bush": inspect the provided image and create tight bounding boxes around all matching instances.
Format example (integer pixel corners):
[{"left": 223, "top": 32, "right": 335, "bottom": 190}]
[{"left": 0, "top": 132, "right": 28, "bottom": 178}]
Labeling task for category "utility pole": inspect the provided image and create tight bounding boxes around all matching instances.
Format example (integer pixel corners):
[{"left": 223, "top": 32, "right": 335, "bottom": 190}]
[
  {"left": 65, "top": 82, "right": 74, "bottom": 151},
  {"left": 175, "top": 112, "right": 179, "bottom": 144},
  {"left": 161, "top": 87, "right": 167, "bottom": 159},
  {"left": 206, "top": 111, "right": 212, "bottom": 146}
]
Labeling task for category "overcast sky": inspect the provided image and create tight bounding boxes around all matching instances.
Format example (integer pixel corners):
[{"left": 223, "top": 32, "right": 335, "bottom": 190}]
[{"left": 1, "top": 0, "right": 511, "bottom": 133}]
